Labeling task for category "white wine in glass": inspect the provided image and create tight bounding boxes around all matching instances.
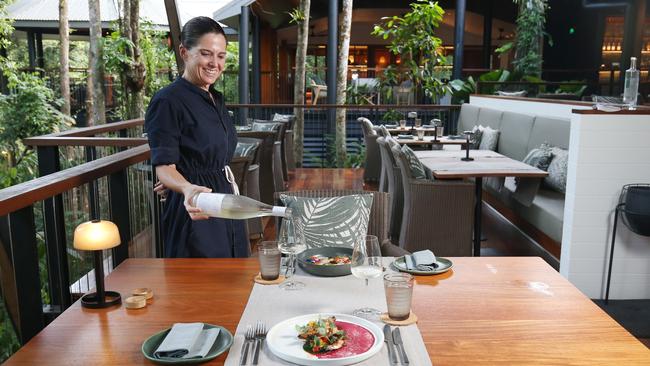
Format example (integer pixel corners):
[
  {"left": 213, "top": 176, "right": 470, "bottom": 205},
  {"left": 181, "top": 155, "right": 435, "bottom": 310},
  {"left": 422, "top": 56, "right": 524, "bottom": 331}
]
[
  {"left": 278, "top": 218, "right": 306, "bottom": 290},
  {"left": 351, "top": 235, "right": 382, "bottom": 318}
]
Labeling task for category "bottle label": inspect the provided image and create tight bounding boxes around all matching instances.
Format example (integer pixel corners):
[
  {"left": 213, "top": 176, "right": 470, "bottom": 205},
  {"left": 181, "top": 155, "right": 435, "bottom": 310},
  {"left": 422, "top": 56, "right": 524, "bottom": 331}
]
[
  {"left": 272, "top": 206, "right": 287, "bottom": 217},
  {"left": 195, "top": 193, "right": 225, "bottom": 216}
]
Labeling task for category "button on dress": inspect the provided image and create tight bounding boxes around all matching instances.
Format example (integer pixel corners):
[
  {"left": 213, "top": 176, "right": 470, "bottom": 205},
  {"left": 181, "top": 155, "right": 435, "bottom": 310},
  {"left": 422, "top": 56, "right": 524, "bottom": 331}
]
[{"left": 145, "top": 77, "right": 249, "bottom": 258}]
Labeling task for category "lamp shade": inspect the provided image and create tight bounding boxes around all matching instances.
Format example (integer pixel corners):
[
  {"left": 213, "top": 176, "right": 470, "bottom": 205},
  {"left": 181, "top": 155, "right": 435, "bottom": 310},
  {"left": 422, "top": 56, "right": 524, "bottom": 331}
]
[{"left": 73, "top": 220, "right": 121, "bottom": 251}]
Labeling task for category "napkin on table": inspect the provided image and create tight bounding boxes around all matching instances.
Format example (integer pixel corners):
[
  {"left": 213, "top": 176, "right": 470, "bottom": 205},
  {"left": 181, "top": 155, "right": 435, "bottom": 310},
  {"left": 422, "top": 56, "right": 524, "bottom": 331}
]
[
  {"left": 397, "top": 134, "right": 414, "bottom": 140},
  {"left": 405, "top": 250, "right": 438, "bottom": 271},
  {"left": 154, "top": 323, "right": 220, "bottom": 360}
]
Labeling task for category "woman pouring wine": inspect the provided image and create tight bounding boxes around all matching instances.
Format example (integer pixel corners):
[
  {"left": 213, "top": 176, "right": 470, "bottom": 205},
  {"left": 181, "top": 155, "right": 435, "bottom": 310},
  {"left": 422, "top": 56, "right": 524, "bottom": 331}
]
[{"left": 144, "top": 16, "right": 248, "bottom": 258}]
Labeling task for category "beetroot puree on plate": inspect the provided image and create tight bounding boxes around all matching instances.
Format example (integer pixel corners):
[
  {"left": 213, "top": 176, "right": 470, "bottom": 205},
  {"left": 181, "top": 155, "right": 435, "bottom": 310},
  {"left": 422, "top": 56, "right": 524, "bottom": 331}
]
[{"left": 315, "top": 321, "right": 375, "bottom": 359}]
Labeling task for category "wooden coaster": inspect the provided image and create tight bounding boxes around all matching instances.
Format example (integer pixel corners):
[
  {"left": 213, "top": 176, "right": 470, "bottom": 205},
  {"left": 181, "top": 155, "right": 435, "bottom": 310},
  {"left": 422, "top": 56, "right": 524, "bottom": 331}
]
[
  {"left": 380, "top": 312, "right": 418, "bottom": 325},
  {"left": 132, "top": 288, "right": 153, "bottom": 300},
  {"left": 254, "top": 273, "right": 285, "bottom": 285},
  {"left": 125, "top": 295, "right": 147, "bottom": 309}
]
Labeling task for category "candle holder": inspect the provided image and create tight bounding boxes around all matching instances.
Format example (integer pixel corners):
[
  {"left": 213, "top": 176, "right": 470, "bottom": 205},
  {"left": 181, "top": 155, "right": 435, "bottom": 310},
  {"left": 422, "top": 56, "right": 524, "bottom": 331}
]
[{"left": 461, "top": 130, "right": 474, "bottom": 161}]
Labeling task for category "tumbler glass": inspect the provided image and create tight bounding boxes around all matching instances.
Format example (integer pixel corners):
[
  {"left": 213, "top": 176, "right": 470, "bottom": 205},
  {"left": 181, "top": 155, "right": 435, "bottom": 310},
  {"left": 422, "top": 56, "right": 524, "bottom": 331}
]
[
  {"left": 383, "top": 273, "right": 414, "bottom": 320},
  {"left": 257, "top": 241, "right": 281, "bottom": 280}
]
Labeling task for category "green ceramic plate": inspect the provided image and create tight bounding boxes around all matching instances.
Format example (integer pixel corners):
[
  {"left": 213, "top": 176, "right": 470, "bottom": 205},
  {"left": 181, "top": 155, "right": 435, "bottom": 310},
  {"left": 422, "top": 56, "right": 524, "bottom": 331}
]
[
  {"left": 391, "top": 256, "right": 453, "bottom": 275},
  {"left": 297, "top": 247, "right": 353, "bottom": 277},
  {"left": 141, "top": 323, "right": 233, "bottom": 365}
]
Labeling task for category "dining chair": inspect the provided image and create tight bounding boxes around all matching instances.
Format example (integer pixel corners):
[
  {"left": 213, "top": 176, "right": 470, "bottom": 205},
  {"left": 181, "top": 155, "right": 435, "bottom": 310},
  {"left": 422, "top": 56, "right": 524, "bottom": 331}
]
[
  {"left": 237, "top": 131, "right": 278, "bottom": 205},
  {"left": 236, "top": 137, "right": 263, "bottom": 238},
  {"left": 273, "top": 190, "right": 408, "bottom": 257},
  {"left": 377, "top": 137, "right": 404, "bottom": 243},
  {"left": 250, "top": 119, "right": 289, "bottom": 186},
  {"left": 358, "top": 117, "right": 381, "bottom": 183},
  {"left": 391, "top": 145, "right": 476, "bottom": 256}
]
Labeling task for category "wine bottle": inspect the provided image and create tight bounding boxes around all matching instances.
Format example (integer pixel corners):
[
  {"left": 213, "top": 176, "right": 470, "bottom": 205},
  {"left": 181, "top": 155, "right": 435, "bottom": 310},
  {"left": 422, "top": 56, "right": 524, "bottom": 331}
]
[
  {"left": 192, "top": 193, "right": 292, "bottom": 219},
  {"left": 623, "top": 57, "right": 639, "bottom": 109}
]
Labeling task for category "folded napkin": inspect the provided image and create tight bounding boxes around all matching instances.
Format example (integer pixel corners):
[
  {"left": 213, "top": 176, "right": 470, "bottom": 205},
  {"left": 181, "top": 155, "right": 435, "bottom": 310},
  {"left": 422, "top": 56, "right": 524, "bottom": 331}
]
[
  {"left": 421, "top": 125, "right": 435, "bottom": 129},
  {"left": 405, "top": 250, "right": 438, "bottom": 271},
  {"left": 397, "top": 134, "right": 414, "bottom": 140},
  {"left": 447, "top": 135, "right": 465, "bottom": 140},
  {"left": 154, "top": 323, "right": 220, "bottom": 360},
  {"left": 384, "top": 124, "right": 398, "bottom": 128}
]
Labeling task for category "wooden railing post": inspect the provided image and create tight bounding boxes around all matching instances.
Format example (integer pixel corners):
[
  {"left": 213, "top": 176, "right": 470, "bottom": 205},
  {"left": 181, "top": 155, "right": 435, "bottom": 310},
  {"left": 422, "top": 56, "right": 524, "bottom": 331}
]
[
  {"left": 0, "top": 207, "right": 44, "bottom": 344},
  {"left": 109, "top": 168, "right": 131, "bottom": 266},
  {"left": 36, "top": 146, "right": 72, "bottom": 316}
]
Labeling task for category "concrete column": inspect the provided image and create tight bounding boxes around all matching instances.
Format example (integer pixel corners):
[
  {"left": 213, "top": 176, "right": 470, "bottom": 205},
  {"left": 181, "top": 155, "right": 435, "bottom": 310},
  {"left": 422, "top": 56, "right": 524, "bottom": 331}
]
[
  {"left": 251, "top": 10, "right": 261, "bottom": 104},
  {"left": 239, "top": 5, "right": 250, "bottom": 124},
  {"left": 482, "top": 0, "right": 493, "bottom": 69},
  {"left": 452, "top": 0, "right": 466, "bottom": 80}
]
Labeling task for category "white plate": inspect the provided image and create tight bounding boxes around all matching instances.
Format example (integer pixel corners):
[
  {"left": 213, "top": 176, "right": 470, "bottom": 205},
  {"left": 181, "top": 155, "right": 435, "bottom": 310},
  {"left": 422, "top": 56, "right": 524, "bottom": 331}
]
[{"left": 266, "top": 313, "right": 384, "bottom": 366}]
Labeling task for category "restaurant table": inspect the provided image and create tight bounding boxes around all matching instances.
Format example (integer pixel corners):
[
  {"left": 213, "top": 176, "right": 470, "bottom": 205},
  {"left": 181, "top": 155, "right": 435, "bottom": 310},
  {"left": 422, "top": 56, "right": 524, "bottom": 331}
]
[
  {"left": 395, "top": 135, "right": 467, "bottom": 148},
  {"left": 5, "top": 257, "right": 649, "bottom": 365},
  {"left": 415, "top": 149, "right": 549, "bottom": 256},
  {"left": 385, "top": 126, "right": 438, "bottom": 134}
]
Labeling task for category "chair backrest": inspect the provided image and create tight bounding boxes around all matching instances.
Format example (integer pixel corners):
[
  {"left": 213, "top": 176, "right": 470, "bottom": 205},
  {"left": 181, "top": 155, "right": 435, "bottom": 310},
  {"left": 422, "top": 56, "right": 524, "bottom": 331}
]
[
  {"left": 377, "top": 137, "right": 404, "bottom": 241},
  {"left": 274, "top": 190, "right": 391, "bottom": 245},
  {"left": 358, "top": 117, "right": 376, "bottom": 137},
  {"left": 250, "top": 119, "right": 287, "bottom": 143},
  {"left": 229, "top": 156, "right": 251, "bottom": 193},
  {"left": 237, "top": 131, "right": 276, "bottom": 204}
]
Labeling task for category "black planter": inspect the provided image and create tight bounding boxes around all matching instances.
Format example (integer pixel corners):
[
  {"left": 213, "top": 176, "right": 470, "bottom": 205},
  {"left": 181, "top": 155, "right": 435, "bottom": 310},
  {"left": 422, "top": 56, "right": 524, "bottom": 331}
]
[{"left": 621, "top": 185, "right": 650, "bottom": 237}]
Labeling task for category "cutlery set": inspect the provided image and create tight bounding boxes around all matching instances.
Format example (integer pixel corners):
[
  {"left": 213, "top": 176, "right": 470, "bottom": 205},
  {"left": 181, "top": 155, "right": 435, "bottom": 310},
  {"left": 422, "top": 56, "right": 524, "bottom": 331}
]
[
  {"left": 384, "top": 324, "right": 409, "bottom": 365},
  {"left": 239, "top": 321, "right": 267, "bottom": 366}
]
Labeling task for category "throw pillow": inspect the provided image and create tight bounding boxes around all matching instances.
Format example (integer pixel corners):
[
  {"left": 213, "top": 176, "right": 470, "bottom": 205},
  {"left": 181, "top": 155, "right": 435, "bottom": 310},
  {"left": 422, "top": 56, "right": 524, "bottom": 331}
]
[
  {"left": 544, "top": 147, "right": 569, "bottom": 193},
  {"left": 379, "top": 125, "right": 391, "bottom": 137},
  {"left": 516, "top": 143, "right": 553, "bottom": 186},
  {"left": 401, "top": 145, "right": 427, "bottom": 180},
  {"left": 478, "top": 126, "right": 500, "bottom": 151},
  {"left": 272, "top": 113, "right": 295, "bottom": 122},
  {"left": 469, "top": 125, "right": 483, "bottom": 149},
  {"left": 234, "top": 142, "right": 257, "bottom": 159},
  {"left": 279, "top": 194, "right": 373, "bottom": 249},
  {"left": 251, "top": 121, "right": 283, "bottom": 132}
]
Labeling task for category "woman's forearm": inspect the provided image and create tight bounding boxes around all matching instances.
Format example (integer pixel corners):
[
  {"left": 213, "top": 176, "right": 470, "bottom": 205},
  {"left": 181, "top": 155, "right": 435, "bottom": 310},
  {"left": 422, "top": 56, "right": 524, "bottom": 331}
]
[{"left": 155, "top": 164, "right": 193, "bottom": 195}]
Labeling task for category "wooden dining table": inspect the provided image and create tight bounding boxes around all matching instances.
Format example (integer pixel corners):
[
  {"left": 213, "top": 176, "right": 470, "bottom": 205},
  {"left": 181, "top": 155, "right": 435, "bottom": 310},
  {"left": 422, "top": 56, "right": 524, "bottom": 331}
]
[
  {"left": 5, "top": 257, "right": 649, "bottom": 365},
  {"left": 415, "top": 149, "right": 549, "bottom": 256},
  {"left": 394, "top": 135, "right": 467, "bottom": 148}
]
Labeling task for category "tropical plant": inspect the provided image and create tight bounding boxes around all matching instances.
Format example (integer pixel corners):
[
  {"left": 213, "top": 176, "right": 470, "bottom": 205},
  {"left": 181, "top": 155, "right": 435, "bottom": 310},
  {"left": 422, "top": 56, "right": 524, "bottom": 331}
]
[
  {"left": 512, "top": 0, "right": 550, "bottom": 77},
  {"left": 449, "top": 76, "right": 476, "bottom": 104},
  {"left": 382, "top": 109, "right": 402, "bottom": 123},
  {"left": 372, "top": 0, "right": 448, "bottom": 101}
]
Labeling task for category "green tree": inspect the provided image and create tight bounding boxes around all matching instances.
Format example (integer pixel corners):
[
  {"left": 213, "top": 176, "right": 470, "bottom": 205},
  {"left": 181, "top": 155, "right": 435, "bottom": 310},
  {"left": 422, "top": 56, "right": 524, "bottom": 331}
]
[
  {"left": 289, "top": 1, "right": 310, "bottom": 167},
  {"left": 512, "top": 0, "right": 549, "bottom": 78},
  {"left": 371, "top": 0, "right": 448, "bottom": 101}
]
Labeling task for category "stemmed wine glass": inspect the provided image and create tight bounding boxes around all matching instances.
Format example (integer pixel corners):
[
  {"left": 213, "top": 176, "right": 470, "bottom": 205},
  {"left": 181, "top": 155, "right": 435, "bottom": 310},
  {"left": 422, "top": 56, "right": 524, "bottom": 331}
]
[
  {"left": 277, "top": 217, "right": 306, "bottom": 290},
  {"left": 351, "top": 235, "right": 383, "bottom": 318}
]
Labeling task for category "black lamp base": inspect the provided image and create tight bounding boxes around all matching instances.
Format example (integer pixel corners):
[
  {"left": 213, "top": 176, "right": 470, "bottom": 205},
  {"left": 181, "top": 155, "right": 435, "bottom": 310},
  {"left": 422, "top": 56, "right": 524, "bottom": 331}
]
[
  {"left": 461, "top": 157, "right": 474, "bottom": 161},
  {"left": 81, "top": 291, "right": 122, "bottom": 309}
]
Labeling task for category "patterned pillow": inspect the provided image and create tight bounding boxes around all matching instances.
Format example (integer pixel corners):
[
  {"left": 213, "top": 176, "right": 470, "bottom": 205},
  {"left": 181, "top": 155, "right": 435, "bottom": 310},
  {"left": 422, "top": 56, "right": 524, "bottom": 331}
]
[
  {"left": 234, "top": 142, "right": 257, "bottom": 158},
  {"left": 516, "top": 143, "right": 553, "bottom": 186},
  {"left": 280, "top": 194, "right": 373, "bottom": 249},
  {"left": 469, "top": 125, "right": 483, "bottom": 149},
  {"left": 251, "top": 121, "right": 283, "bottom": 132},
  {"left": 272, "top": 113, "right": 295, "bottom": 122},
  {"left": 401, "top": 145, "right": 427, "bottom": 179},
  {"left": 379, "top": 125, "right": 391, "bottom": 137},
  {"left": 544, "top": 147, "right": 569, "bottom": 193},
  {"left": 478, "top": 126, "right": 500, "bottom": 151}
]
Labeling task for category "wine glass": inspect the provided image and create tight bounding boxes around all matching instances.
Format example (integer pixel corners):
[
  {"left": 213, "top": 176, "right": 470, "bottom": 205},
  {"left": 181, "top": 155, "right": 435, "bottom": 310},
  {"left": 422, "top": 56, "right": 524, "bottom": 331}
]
[
  {"left": 351, "top": 235, "right": 383, "bottom": 318},
  {"left": 277, "top": 217, "right": 306, "bottom": 290}
]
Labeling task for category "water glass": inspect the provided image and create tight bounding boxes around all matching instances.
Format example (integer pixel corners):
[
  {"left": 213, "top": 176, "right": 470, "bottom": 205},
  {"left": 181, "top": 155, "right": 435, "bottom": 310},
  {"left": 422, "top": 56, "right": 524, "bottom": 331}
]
[
  {"left": 399, "top": 119, "right": 406, "bottom": 129},
  {"left": 384, "top": 273, "right": 414, "bottom": 321},
  {"left": 417, "top": 130, "right": 425, "bottom": 141},
  {"left": 415, "top": 118, "right": 422, "bottom": 128},
  {"left": 351, "top": 235, "right": 383, "bottom": 319},
  {"left": 277, "top": 218, "right": 306, "bottom": 290},
  {"left": 257, "top": 241, "right": 281, "bottom": 280},
  {"left": 436, "top": 125, "right": 444, "bottom": 138}
]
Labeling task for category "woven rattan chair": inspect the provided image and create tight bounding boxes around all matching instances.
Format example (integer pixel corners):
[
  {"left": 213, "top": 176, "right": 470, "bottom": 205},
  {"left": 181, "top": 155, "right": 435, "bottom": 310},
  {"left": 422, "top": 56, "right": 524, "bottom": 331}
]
[
  {"left": 237, "top": 137, "right": 263, "bottom": 238},
  {"left": 237, "top": 131, "right": 277, "bottom": 205},
  {"left": 274, "top": 190, "right": 408, "bottom": 257},
  {"left": 391, "top": 145, "right": 475, "bottom": 256},
  {"left": 377, "top": 137, "right": 404, "bottom": 242},
  {"left": 358, "top": 117, "right": 381, "bottom": 183}
]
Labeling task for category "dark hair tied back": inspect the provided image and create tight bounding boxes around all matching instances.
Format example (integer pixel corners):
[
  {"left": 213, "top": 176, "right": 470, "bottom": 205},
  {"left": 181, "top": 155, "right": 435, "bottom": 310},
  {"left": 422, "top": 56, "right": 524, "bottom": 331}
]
[{"left": 181, "top": 16, "right": 227, "bottom": 49}]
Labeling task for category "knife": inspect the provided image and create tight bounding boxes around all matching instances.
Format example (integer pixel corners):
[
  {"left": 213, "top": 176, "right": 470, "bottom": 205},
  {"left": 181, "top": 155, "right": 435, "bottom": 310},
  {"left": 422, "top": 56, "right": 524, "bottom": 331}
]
[
  {"left": 383, "top": 325, "right": 399, "bottom": 365},
  {"left": 392, "top": 328, "right": 410, "bottom": 365}
]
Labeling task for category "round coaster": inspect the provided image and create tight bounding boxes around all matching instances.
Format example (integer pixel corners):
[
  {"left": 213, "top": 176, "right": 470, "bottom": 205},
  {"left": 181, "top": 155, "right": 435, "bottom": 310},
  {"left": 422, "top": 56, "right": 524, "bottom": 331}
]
[
  {"left": 254, "top": 273, "right": 285, "bottom": 285},
  {"left": 132, "top": 288, "right": 153, "bottom": 300},
  {"left": 380, "top": 312, "right": 418, "bottom": 325},
  {"left": 125, "top": 295, "right": 147, "bottom": 309}
]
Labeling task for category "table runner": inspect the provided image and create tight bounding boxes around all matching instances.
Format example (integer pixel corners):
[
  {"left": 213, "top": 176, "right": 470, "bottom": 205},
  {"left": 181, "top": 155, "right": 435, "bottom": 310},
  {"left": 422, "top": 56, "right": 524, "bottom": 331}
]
[{"left": 224, "top": 258, "right": 432, "bottom": 366}]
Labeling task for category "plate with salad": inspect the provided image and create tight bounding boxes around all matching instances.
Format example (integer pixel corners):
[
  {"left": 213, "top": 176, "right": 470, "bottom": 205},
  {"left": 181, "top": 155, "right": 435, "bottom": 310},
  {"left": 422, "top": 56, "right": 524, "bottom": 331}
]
[{"left": 265, "top": 313, "right": 383, "bottom": 366}]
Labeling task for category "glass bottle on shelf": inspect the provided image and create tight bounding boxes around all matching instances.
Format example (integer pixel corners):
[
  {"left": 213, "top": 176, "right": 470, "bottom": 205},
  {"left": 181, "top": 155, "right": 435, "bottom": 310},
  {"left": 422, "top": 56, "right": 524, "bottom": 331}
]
[
  {"left": 192, "top": 193, "right": 292, "bottom": 219},
  {"left": 623, "top": 57, "right": 639, "bottom": 110}
]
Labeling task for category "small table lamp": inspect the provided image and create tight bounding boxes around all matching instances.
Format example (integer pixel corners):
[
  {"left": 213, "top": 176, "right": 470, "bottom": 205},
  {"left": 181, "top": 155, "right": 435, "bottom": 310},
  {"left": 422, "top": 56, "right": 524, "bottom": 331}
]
[
  {"left": 461, "top": 130, "right": 474, "bottom": 161},
  {"left": 73, "top": 219, "right": 122, "bottom": 308}
]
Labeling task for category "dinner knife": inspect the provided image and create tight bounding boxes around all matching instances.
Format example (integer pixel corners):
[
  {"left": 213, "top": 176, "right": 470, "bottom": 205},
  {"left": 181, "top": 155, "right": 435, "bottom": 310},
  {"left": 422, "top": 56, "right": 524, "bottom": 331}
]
[
  {"left": 392, "top": 328, "right": 410, "bottom": 365},
  {"left": 383, "top": 325, "right": 399, "bottom": 365}
]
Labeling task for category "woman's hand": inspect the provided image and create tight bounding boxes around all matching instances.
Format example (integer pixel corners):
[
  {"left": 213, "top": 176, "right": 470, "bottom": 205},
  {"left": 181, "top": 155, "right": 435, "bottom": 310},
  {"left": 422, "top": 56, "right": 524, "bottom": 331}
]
[
  {"left": 182, "top": 184, "right": 212, "bottom": 220},
  {"left": 154, "top": 180, "right": 169, "bottom": 201}
]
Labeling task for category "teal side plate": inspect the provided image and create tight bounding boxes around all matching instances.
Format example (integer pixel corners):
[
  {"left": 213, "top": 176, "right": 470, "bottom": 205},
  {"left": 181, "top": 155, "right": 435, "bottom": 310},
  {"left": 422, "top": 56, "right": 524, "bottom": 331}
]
[
  {"left": 391, "top": 256, "right": 453, "bottom": 275},
  {"left": 142, "top": 323, "right": 233, "bottom": 364}
]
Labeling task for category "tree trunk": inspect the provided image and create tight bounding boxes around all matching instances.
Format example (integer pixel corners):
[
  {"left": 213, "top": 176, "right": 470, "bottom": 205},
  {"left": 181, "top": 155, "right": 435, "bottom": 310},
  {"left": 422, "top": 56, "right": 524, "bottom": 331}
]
[
  {"left": 59, "top": 0, "right": 71, "bottom": 115},
  {"left": 123, "top": 0, "right": 145, "bottom": 119},
  {"left": 292, "top": 0, "right": 310, "bottom": 168},
  {"left": 88, "top": 0, "right": 106, "bottom": 125},
  {"left": 335, "top": 0, "right": 353, "bottom": 166}
]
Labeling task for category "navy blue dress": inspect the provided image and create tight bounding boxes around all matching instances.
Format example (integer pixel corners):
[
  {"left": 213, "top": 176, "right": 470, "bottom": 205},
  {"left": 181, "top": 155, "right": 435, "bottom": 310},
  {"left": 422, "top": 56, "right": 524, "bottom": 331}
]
[{"left": 145, "top": 77, "right": 249, "bottom": 258}]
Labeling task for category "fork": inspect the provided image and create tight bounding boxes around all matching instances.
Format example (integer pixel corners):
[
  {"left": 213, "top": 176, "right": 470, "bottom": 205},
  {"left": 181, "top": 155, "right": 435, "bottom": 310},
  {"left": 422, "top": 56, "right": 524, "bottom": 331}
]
[
  {"left": 251, "top": 321, "right": 267, "bottom": 365},
  {"left": 239, "top": 325, "right": 254, "bottom": 366}
]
